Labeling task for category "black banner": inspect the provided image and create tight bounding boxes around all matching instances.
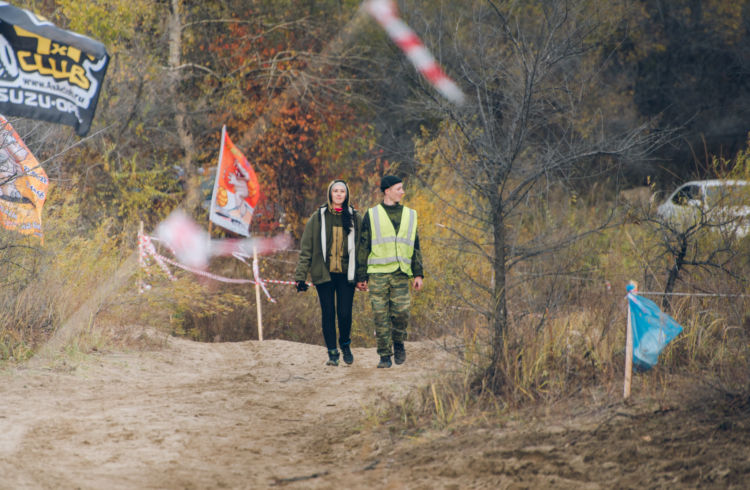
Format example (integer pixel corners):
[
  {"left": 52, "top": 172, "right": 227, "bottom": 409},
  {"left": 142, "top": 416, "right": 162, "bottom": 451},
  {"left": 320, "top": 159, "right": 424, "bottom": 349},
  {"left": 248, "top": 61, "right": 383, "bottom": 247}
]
[{"left": 0, "top": 4, "right": 109, "bottom": 136}]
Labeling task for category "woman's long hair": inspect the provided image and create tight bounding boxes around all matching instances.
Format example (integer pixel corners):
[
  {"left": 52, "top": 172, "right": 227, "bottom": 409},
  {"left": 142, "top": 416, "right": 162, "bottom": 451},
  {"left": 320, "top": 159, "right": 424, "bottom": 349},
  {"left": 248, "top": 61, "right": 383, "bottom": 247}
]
[{"left": 327, "top": 179, "right": 353, "bottom": 235}]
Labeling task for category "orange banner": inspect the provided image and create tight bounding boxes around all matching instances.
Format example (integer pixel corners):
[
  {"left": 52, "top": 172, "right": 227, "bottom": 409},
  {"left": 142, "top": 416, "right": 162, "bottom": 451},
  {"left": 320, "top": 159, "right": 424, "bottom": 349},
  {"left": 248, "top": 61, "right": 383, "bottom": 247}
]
[
  {"left": 209, "top": 126, "right": 260, "bottom": 237},
  {"left": 0, "top": 116, "right": 48, "bottom": 240}
]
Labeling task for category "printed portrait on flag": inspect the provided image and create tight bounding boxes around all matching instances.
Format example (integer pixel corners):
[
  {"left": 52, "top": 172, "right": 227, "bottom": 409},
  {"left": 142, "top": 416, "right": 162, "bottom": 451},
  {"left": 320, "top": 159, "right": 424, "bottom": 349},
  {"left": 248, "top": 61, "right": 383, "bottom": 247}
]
[
  {"left": 209, "top": 126, "right": 260, "bottom": 237},
  {"left": 0, "top": 115, "right": 48, "bottom": 240},
  {"left": 0, "top": 4, "right": 109, "bottom": 136}
]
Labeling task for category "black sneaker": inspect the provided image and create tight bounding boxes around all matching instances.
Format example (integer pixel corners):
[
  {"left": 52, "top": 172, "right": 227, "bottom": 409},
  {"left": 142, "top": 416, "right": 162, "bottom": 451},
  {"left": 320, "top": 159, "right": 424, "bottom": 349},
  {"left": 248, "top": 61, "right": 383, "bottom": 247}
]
[
  {"left": 377, "top": 355, "right": 392, "bottom": 368},
  {"left": 326, "top": 349, "right": 340, "bottom": 366},
  {"left": 394, "top": 342, "right": 406, "bottom": 365},
  {"left": 341, "top": 344, "right": 354, "bottom": 365}
]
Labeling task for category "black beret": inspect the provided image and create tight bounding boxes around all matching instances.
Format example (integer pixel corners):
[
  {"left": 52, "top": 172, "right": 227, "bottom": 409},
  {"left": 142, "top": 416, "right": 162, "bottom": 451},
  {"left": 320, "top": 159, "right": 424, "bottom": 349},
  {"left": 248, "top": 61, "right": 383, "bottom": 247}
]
[{"left": 380, "top": 175, "right": 402, "bottom": 191}]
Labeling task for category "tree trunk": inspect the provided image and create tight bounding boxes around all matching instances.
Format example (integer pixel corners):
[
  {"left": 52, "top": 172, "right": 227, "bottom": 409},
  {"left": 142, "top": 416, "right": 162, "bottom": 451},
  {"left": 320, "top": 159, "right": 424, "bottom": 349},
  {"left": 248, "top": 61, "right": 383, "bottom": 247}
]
[
  {"left": 662, "top": 236, "right": 687, "bottom": 311},
  {"left": 168, "top": 0, "right": 199, "bottom": 210},
  {"left": 489, "top": 197, "right": 508, "bottom": 389}
]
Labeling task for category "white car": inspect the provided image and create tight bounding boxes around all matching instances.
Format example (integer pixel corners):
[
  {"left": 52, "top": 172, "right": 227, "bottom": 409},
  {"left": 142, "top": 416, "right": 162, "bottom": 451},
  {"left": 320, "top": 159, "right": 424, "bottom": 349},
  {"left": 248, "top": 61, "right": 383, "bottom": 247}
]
[{"left": 656, "top": 180, "right": 750, "bottom": 237}]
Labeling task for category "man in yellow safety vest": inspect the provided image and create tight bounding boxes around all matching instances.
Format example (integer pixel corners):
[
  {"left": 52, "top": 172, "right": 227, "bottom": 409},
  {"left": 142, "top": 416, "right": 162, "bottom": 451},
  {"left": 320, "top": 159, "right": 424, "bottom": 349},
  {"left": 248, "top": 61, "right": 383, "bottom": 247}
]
[{"left": 356, "top": 175, "right": 424, "bottom": 368}]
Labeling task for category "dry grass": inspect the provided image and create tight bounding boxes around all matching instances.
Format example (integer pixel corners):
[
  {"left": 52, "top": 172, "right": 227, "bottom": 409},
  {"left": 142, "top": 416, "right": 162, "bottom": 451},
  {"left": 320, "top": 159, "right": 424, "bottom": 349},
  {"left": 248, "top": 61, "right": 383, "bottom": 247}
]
[
  {"left": 2, "top": 181, "right": 749, "bottom": 440},
  {"left": 372, "top": 192, "right": 750, "bottom": 430}
]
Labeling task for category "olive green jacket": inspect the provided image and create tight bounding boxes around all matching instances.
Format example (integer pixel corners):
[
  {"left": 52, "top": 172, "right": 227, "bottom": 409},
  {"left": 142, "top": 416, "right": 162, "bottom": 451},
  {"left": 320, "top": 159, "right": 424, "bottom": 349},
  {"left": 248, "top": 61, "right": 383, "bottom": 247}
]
[{"left": 294, "top": 205, "right": 362, "bottom": 285}]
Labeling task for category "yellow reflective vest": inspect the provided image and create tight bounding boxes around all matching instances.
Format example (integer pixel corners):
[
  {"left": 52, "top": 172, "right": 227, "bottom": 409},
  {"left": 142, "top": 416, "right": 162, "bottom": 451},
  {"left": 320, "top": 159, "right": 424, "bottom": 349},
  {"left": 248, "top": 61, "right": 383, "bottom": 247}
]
[{"left": 367, "top": 204, "right": 417, "bottom": 276}]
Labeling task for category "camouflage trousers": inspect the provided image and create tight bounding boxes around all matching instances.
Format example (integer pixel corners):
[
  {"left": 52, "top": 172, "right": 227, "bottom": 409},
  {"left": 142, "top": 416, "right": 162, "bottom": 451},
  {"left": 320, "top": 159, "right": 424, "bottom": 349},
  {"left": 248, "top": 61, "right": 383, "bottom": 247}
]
[{"left": 369, "top": 272, "right": 411, "bottom": 357}]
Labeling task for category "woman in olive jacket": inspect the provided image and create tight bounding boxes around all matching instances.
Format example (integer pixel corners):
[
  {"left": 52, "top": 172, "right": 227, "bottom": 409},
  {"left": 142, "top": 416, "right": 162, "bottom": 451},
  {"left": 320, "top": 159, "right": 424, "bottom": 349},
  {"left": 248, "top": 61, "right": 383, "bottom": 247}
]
[{"left": 294, "top": 180, "right": 362, "bottom": 366}]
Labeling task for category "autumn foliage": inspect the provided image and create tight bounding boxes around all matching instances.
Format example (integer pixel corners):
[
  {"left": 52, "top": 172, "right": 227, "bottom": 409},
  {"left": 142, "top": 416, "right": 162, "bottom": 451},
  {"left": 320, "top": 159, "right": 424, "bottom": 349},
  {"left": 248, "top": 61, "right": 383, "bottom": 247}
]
[{"left": 192, "top": 8, "right": 379, "bottom": 237}]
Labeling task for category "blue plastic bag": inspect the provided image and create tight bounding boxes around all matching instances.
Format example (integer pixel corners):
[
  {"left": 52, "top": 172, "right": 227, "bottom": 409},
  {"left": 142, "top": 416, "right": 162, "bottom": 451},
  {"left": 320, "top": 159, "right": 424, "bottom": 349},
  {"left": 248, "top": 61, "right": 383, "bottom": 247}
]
[{"left": 627, "top": 292, "right": 683, "bottom": 370}]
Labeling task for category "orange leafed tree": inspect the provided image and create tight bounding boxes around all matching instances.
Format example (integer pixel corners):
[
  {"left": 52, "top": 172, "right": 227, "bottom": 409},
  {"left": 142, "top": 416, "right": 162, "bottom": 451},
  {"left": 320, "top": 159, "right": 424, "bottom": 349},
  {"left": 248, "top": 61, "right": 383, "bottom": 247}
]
[{"left": 196, "top": 5, "right": 378, "bottom": 237}]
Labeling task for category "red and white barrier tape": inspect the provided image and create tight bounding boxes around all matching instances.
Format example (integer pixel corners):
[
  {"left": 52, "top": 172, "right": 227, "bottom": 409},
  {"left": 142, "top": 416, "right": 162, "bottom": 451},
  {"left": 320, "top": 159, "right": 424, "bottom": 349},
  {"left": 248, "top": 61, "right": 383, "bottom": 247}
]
[
  {"left": 232, "top": 252, "right": 308, "bottom": 287},
  {"left": 365, "top": 0, "right": 465, "bottom": 105},
  {"left": 146, "top": 235, "right": 178, "bottom": 257},
  {"left": 154, "top": 209, "right": 293, "bottom": 270},
  {"left": 158, "top": 253, "right": 258, "bottom": 285},
  {"left": 139, "top": 233, "right": 173, "bottom": 279},
  {"left": 138, "top": 233, "right": 309, "bottom": 302},
  {"left": 139, "top": 233, "right": 175, "bottom": 293},
  {"left": 248, "top": 252, "right": 276, "bottom": 303},
  {"left": 140, "top": 233, "right": 254, "bottom": 284},
  {"left": 257, "top": 278, "right": 301, "bottom": 285}
]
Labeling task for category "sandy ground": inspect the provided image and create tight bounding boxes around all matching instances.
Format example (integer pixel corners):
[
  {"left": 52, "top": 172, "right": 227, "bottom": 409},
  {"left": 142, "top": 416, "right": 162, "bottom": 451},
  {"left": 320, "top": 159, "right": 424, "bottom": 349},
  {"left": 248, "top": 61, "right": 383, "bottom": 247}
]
[
  {"left": 0, "top": 335, "right": 452, "bottom": 489},
  {"left": 1, "top": 333, "right": 749, "bottom": 489}
]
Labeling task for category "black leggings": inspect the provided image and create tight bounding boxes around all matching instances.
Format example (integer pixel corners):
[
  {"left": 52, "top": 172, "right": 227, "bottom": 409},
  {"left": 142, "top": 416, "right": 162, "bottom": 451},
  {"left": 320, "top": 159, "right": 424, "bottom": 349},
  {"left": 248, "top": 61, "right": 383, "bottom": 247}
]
[{"left": 315, "top": 273, "right": 355, "bottom": 351}]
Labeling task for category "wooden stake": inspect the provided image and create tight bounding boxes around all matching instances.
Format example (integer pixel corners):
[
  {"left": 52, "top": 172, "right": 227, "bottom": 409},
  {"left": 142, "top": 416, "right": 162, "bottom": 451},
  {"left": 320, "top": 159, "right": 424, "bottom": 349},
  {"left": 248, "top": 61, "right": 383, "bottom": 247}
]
[
  {"left": 138, "top": 221, "right": 145, "bottom": 294},
  {"left": 254, "top": 246, "right": 263, "bottom": 341},
  {"left": 624, "top": 282, "right": 636, "bottom": 399}
]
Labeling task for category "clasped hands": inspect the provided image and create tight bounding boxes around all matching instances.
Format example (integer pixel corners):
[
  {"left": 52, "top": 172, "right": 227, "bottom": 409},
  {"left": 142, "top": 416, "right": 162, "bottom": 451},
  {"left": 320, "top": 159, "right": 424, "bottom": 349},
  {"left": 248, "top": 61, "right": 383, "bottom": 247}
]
[
  {"left": 299, "top": 278, "right": 421, "bottom": 292},
  {"left": 356, "top": 277, "right": 422, "bottom": 292}
]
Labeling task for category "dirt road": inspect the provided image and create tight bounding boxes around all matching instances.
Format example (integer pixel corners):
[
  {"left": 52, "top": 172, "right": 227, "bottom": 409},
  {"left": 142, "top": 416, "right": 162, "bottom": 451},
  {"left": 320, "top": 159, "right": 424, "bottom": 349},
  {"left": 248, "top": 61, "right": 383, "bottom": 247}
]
[
  {"left": 0, "top": 335, "right": 451, "bottom": 489},
  {"left": 2, "top": 333, "right": 749, "bottom": 489}
]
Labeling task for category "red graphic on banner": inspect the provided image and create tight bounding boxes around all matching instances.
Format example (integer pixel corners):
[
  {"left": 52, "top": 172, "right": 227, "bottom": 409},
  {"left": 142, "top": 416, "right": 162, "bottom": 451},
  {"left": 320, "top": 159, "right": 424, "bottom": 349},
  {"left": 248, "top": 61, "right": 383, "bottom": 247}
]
[{"left": 209, "top": 126, "right": 260, "bottom": 236}]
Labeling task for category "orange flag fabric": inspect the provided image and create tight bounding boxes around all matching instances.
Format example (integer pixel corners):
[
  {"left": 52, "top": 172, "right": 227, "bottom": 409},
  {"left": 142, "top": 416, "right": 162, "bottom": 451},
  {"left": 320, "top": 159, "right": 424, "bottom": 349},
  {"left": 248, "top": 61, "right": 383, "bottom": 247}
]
[
  {"left": 209, "top": 126, "right": 260, "bottom": 237},
  {"left": 0, "top": 115, "right": 48, "bottom": 240}
]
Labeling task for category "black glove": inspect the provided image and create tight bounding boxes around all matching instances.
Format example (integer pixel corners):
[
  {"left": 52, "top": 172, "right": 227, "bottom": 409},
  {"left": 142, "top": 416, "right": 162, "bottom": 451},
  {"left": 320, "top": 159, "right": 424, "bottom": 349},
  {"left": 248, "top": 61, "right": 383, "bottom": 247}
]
[{"left": 296, "top": 280, "right": 309, "bottom": 292}]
